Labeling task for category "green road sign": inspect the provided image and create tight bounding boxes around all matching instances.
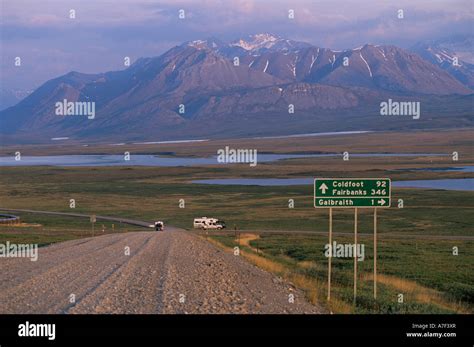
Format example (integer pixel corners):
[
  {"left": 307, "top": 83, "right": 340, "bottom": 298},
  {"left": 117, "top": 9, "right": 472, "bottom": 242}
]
[{"left": 314, "top": 178, "right": 391, "bottom": 208}]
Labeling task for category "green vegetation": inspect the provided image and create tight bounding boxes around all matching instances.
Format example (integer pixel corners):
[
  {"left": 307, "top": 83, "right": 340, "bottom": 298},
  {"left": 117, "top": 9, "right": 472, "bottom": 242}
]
[
  {"left": 0, "top": 213, "right": 142, "bottom": 245},
  {"left": 1, "top": 165, "right": 473, "bottom": 235},
  {"left": 209, "top": 232, "right": 473, "bottom": 313},
  {"left": 0, "top": 131, "right": 472, "bottom": 313}
]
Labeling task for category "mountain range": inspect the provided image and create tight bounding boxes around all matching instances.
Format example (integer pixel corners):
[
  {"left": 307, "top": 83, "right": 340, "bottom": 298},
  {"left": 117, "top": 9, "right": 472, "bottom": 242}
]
[
  {"left": 0, "top": 88, "right": 32, "bottom": 112},
  {"left": 1, "top": 33, "right": 473, "bottom": 144}
]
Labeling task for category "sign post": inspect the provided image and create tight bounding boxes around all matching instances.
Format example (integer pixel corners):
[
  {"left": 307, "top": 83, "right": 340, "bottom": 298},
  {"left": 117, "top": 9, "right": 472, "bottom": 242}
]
[
  {"left": 90, "top": 214, "right": 96, "bottom": 237},
  {"left": 327, "top": 208, "right": 332, "bottom": 301},
  {"left": 354, "top": 207, "right": 358, "bottom": 305},
  {"left": 374, "top": 208, "right": 377, "bottom": 300},
  {"left": 314, "top": 178, "right": 390, "bottom": 304}
]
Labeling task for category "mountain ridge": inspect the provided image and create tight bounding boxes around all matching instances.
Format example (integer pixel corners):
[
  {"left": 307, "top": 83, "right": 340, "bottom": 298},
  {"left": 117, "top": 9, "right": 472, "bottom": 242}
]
[{"left": 1, "top": 34, "right": 472, "bottom": 144}]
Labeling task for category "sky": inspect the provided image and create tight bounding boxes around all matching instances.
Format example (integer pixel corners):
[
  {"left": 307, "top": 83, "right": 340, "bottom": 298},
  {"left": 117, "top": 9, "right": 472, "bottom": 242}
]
[{"left": 1, "top": 0, "right": 473, "bottom": 90}]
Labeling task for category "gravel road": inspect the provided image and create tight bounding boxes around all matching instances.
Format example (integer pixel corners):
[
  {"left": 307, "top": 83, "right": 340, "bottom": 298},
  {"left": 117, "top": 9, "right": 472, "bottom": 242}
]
[{"left": 0, "top": 230, "right": 321, "bottom": 314}]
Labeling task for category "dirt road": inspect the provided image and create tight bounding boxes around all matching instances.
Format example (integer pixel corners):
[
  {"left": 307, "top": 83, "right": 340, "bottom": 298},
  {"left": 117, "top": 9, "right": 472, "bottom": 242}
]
[
  {"left": 0, "top": 208, "right": 153, "bottom": 228},
  {"left": 0, "top": 230, "right": 321, "bottom": 314}
]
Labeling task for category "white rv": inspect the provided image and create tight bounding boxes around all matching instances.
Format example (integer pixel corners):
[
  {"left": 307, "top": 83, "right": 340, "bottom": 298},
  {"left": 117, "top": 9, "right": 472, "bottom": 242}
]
[{"left": 193, "top": 217, "right": 226, "bottom": 230}]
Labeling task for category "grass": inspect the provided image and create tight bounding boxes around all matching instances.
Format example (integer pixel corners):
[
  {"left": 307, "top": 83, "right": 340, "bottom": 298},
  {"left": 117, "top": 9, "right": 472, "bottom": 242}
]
[
  {"left": 0, "top": 213, "right": 143, "bottom": 245},
  {"left": 1, "top": 167, "right": 473, "bottom": 236},
  {"left": 207, "top": 232, "right": 473, "bottom": 314},
  {"left": 0, "top": 130, "right": 472, "bottom": 313},
  {"left": 2, "top": 129, "right": 473, "bottom": 158}
]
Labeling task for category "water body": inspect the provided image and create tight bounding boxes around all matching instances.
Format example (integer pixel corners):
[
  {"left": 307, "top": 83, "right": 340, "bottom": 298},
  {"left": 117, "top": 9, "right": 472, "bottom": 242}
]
[
  {"left": 401, "top": 166, "right": 474, "bottom": 173},
  {"left": 192, "top": 178, "right": 474, "bottom": 191},
  {"left": 193, "top": 178, "right": 315, "bottom": 186},
  {"left": 392, "top": 179, "right": 474, "bottom": 191},
  {"left": 0, "top": 153, "right": 449, "bottom": 167},
  {"left": 0, "top": 155, "right": 217, "bottom": 167},
  {"left": 132, "top": 139, "right": 209, "bottom": 145},
  {"left": 251, "top": 130, "right": 371, "bottom": 140},
  {"left": 60, "top": 131, "right": 370, "bottom": 144}
]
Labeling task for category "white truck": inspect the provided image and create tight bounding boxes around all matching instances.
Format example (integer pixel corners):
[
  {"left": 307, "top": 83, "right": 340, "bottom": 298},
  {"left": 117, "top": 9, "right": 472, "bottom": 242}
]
[
  {"left": 154, "top": 221, "right": 164, "bottom": 231},
  {"left": 193, "top": 217, "right": 226, "bottom": 230}
]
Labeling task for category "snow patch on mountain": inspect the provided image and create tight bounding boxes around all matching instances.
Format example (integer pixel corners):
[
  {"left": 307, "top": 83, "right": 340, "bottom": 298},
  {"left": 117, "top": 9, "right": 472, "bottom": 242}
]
[
  {"left": 231, "top": 33, "right": 280, "bottom": 51},
  {"left": 359, "top": 52, "right": 373, "bottom": 77},
  {"left": 263, "top": 60, "right": 269, "bottom": 73}
]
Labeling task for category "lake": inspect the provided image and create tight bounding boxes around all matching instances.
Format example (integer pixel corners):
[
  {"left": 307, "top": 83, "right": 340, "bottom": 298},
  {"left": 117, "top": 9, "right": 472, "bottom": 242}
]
[
  {"left": 0, "top": 153, "right": 450, "bottom": 167},
  {"left": 192, "top": 178, "right": 474, "bottom": 191},
  {"left": 401, "top": 166, "right": 474, "bottom": 173}
]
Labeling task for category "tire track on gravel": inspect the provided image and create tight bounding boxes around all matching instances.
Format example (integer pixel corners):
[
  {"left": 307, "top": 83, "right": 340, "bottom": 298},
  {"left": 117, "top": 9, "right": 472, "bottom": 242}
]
[
  {"left": 0, "top": 234, "right": 128, "bottom": 291},
  {"left": 161, "top": 231, "right": 321, "bottom": 314},
  {"left": 0, "top": 232, "right": 153, "bottom": 313},
  {"left": 68, "top": 233, "right": 170, "bottom": 314},
  {"left": 0, "top": 230, "right": 322, "bottom": 314}
]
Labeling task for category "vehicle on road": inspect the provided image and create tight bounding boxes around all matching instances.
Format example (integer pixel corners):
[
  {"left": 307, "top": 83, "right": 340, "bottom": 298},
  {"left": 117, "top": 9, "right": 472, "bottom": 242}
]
[
  {"left": 193, "top": 217, "right": 226, "bottom": 230},
  {"left": 154, "top": 221, "right": 164, "bottom": 231}
]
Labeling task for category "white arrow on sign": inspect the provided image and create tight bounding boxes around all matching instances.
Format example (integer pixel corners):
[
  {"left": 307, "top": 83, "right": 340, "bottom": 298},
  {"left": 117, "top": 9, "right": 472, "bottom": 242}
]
[
  {"left": 378, "top": 199, "right": 386, "bottom": 205},
  {"left": 319, "top": 183, "right": 329, "bottom": 194}
]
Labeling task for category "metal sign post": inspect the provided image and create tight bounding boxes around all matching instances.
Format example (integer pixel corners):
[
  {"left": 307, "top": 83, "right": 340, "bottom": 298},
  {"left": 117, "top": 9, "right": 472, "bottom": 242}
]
[
  {"left": 328, "top": 208, "right": 333, "bottom": 301},
  {"left": 90, "top": 215, "right": 96, "bottom": 237},
  {"left": 354, "top": 208, "right": 358, "bottom": 305},
  {"left": 374, "top": 208, "right": 378, "bottom": 300},
  {"left": 314, "top": 178, "right": 390, "bottom": 305}
]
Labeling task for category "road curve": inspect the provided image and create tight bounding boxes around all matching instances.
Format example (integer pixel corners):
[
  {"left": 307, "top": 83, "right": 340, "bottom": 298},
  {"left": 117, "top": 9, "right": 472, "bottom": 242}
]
[
  {"left": 0, "top": 208, "right": 154, "bottom": 228},
  {"left": 0, "top": 230, "right": 321, "bottom": 314},
  {"left": 2, "top": 208, "right": 470, "bottom": 240}
]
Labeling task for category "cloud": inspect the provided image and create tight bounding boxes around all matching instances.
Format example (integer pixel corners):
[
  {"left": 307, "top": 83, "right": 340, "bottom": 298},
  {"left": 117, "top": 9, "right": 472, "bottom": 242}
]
[{"left": 1, "top": 0, "right": 472, "bottom": 90}]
